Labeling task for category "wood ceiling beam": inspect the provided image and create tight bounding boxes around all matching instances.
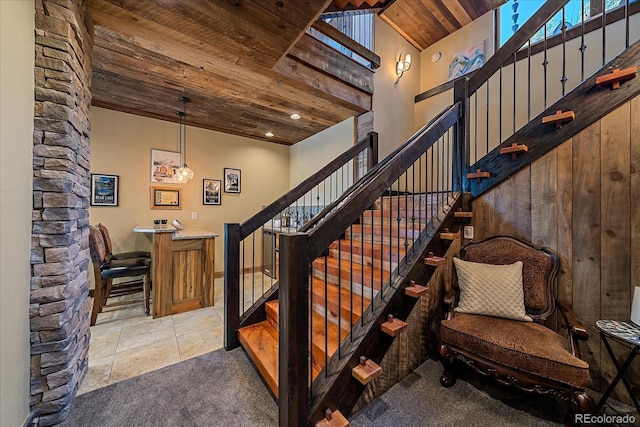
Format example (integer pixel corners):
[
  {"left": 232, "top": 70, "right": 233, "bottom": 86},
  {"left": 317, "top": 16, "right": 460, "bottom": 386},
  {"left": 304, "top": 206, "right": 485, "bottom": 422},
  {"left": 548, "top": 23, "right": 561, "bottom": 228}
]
[{"left": 419, "top": 0, "right": 461, "bottom": 34}]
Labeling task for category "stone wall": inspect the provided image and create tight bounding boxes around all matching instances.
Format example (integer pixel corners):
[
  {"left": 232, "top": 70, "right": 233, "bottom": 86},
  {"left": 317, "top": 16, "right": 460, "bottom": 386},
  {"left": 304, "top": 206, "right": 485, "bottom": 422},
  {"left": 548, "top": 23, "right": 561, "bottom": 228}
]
[{"left": 30, "top": 0, "right": 93, "bottom": 424}]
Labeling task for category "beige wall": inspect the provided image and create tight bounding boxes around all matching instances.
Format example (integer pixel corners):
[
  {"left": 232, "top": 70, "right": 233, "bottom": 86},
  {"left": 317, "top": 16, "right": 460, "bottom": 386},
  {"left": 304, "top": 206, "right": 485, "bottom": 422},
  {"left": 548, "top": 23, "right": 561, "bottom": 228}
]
[
  {"left": 415, "top": 11, "right": 496, "bottom": 126},
  {"left": 289, "top": 117, "right": 354, "bottom": 188},
  {"left": 373, "top": 17, "right": 421, "bottom": 159},
  {"left": 89, "top": 107, "right": 290, "bottom": 274},
  {"left": 0, "top": 1, "right": 35, "bottom": 426}
]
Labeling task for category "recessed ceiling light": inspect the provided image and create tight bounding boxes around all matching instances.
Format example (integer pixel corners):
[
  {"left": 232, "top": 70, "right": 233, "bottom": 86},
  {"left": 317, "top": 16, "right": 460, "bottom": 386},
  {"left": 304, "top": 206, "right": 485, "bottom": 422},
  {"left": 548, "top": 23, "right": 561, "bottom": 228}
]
[
  {"left": 265, "top": 131, "right": 274, "bottom": 138},
  {"left": 290, "top": 113, "right": 301, "bottom": 120}
]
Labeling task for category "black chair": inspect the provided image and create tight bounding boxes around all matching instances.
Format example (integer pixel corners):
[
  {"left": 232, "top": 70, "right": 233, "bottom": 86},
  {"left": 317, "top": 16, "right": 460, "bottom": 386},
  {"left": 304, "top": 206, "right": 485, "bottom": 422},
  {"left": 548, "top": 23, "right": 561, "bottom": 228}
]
[
  {"left": 89, "top": 225, "right": 151, "bottom": 326},
  {"left": 97, "top": 223, "right": 151, "bottom": 262}
]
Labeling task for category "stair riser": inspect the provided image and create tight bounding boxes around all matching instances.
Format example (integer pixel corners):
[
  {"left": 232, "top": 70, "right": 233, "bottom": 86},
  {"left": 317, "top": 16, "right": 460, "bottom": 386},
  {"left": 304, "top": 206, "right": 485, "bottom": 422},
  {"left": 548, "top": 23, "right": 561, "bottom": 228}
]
[
  {"left": 329, "top": 240, "right": 406, "bottom": 261},
  {"left": 345, "top": 232, "right": 416, "bottom": 246},
  {"left": 349, "top": 225, "right": 421, "bottom": 239},
  {"left": 328, "top": 249, "right": 399, "bottom": 272},
  {"left": 312, "top": 268, "right": 382, "bottom": 293},
  {"left": 361, "top": 214, "right": 431, "bottom": 226}
]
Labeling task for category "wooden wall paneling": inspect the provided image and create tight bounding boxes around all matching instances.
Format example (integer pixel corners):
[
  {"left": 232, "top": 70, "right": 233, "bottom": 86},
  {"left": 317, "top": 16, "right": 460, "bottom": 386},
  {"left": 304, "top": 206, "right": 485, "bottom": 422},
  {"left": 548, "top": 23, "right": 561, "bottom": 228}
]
[
  {"left": 153, "top": 232, "right": 174, "bottom": 318},
  {"left": 571, "top": 121, "right": 602, "bottom": 390},
  {"left": 599, "top": 103, "right": 632, "bottom": 402},
  {"left": 472, "top": 188, "right": 495, "bottom": 241},
  {"left": 630, "top": 95, "right": 640, "bottom": 398},
  {"left": 511, "top": 167, "right": 532, "bottom": 242},
  {"left": 556, "top": 140, "right": 574, "bottom": 332},
  {"left": 492, "top": 174, "right": 517, "bottom": 237}
]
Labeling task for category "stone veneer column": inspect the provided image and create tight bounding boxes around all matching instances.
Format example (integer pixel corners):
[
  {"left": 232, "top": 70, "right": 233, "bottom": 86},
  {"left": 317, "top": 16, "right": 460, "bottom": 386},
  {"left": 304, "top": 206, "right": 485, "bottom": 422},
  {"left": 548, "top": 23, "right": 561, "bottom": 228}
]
[{"left": 30, "top": 0, "right": 93, "bottom": 425}]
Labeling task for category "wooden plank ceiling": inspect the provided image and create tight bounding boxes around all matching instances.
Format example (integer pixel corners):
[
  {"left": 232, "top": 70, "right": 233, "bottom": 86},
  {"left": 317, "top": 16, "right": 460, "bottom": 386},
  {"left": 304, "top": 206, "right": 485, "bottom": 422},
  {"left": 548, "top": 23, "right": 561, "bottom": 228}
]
[
  {"left": 88, "top": 0, "right": 374, "bottom": 146},
  {"left": 88, "top": 0, "right": 504, "bottom": 145},
  {"left": 378, "top": 0, "right": 506, "bottom": 51}
]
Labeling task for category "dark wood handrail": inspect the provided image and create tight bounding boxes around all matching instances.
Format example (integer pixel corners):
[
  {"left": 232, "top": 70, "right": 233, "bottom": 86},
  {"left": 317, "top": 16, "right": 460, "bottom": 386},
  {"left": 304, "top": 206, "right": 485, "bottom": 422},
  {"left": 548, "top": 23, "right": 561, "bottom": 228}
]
[
  {"left": 307, "top": 103, "right": 461, "bottom": 258},
  {"left": 468, "top": 0, "right": 569, "bottom": 94},
  {"left": 311, "top": 20, "right": 381, "bottom": 69},
  {"left": 299, "top": 105, "right": 456, "bottom": 233},
  {"left": 239, "top": 134, "right": 375, "bottom": 239}
]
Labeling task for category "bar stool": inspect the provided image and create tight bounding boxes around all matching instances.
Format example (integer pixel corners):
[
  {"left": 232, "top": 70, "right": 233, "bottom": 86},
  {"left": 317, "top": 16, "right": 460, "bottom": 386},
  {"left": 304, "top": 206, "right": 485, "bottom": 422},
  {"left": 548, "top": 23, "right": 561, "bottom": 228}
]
[
  {"left": 97, "top": 223, "right": 151, "bottom": 262},
  {"left": 88, "top": 225, "right": 151, "bottom": 326}
]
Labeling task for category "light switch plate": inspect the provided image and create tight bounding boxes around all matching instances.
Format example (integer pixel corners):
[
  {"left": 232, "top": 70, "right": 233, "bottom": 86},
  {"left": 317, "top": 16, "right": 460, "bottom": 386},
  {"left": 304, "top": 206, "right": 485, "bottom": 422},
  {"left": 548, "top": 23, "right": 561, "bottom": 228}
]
[
  {"left": 191, "top": 212, "right": 198, "bottom": 220},
  {"left": 463, "top": 225, "right": 474, "bottom": 239}
]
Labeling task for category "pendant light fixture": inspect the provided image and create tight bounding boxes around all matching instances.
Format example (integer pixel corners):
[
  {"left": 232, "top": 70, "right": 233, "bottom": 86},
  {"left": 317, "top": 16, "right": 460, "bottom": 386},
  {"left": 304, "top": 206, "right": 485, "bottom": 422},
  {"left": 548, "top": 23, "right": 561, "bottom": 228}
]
[{"left": 175, "top": 96, "right": 194, "bottom": 183}]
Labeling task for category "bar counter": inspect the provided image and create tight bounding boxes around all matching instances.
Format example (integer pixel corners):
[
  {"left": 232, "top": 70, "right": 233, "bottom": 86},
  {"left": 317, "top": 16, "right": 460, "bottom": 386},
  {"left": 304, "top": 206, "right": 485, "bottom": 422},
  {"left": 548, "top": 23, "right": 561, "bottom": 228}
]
[{"left": 134, "top": 225, "right": 218, "bottom": 318}]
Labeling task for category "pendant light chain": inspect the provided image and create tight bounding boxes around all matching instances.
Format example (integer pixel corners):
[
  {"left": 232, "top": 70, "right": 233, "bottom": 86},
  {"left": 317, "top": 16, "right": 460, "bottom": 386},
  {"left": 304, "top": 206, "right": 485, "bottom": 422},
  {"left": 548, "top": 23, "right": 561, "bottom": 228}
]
[{"left": 176, "top": 95, "right": 193, "bottom": 183}]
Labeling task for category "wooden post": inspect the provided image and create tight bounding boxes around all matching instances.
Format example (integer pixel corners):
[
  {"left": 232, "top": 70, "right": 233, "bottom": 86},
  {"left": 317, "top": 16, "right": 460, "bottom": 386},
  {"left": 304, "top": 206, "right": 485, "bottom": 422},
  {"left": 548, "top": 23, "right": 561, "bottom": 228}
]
[
  {"left": 453, "top": 77, "right": 469, "bottom": 193},
  {"left": 368, "top": 131, "right": 379, "bottom": 171},
  {"left": 224, "top": 223, "right": 241, "bottom": 350},
  {"left": 279, "top": 233, "right": 310, "bottom": 427}
]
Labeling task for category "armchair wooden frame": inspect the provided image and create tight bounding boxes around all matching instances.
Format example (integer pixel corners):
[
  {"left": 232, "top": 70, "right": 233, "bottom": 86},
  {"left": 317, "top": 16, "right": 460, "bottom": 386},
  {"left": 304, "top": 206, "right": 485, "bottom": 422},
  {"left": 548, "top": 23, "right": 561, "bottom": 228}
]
[{"left": 439, "top": 236, "right": 595, "bottom": 421}]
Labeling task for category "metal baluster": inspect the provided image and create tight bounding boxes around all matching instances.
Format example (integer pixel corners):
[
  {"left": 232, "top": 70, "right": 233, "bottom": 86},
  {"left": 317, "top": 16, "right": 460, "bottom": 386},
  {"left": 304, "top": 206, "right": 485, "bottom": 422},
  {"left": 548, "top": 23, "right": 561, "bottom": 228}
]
[
  {"left": 527, "top": 40, "right": 531, "bottom": 122},
  {"left": 474, "top": 92, "right": 478, "bottom": 162},
  {"left": 499, "top": 66, "right": 503, "bottom": 144},
  {"left": 252, "top": 232, "right": 255, "bottom": 304},
  {"left": 486, "top": 79, "right": 490, "bottom": 158},
  {"left": 411, "top": 162, "right": 416, "bottom": 254},
  {"left": 337, "top": 236, "right": 341, "bottom": 359},
  {"left": 360, "top": 212, "right": 364, "bottom": 328},
  {"left": 561, "top": 7, "right": 567, "bottom": 96},
  {"left": 324, "top": 250, "right": 328, "bottom": 377},
  {"left": 580, "top": 0, "right": 586, "bottom": 81},
  {"left": 625, "top": 0, "right": 630, "bottom": 49},
  {"left": 602, "top": 0, "right": 606, "bottom": 66},
  {"left": 418, "top": 153, "right": 423, "bottom": 233},
  {"left": 404, "top": 172, "right": 409, "bottom": 258},
  {"left": 241, "top": 240, "right": 245, "bottom": 314},
  {"left": 543, "top": 25, "right": 548, "bottom": 109},
  {"left": 513, "top": 52, "right": 517, "bottom": 135},
  {"left": 370, "top": 205, "right": 374, "bottom": 308},
  {"left": 350, "top": 218, "right": 354, "bottom": 342}
]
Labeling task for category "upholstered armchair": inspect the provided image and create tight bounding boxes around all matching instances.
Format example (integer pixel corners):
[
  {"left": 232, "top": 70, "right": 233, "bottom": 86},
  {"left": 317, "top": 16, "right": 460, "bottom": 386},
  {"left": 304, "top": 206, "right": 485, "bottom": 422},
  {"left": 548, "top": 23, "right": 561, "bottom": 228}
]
[{"left": 439, "top": 236, "right": 595, "bottom": 420}]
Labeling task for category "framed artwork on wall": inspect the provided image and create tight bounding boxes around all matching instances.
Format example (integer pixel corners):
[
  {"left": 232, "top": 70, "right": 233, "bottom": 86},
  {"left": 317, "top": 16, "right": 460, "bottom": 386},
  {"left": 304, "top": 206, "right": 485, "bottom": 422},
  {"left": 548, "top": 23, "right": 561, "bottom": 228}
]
[
  {"left": 90, "top": 174, "right": 119, "bottom": 207},
  {"left": 150, "top": 186, "right": 182, "bottom": 209},
  {"left": 224, "top": 167, "right": 241, "bottom": 193},
  {"left": 151, "top": 149, "right": 181, "bottom": 183},
  {"left": 203, "top": 179, "right": 222, "bottom": 205}
]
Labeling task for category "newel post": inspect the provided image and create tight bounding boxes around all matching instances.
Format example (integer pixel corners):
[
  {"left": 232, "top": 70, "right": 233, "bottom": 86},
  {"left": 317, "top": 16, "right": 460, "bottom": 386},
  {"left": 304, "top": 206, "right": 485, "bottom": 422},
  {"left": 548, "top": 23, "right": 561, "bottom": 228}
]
[
  {"left": 224, "top": 223, "right": 241, "bottom": 350},
  {"left": 368, "top": 131, "right": 379, "bottom": 170},
  {"left": 278, "top": 233, "right": 310, "bottom": 427},
  {"left": 453, "top": 77, "right": 470, "bottom": 192}
]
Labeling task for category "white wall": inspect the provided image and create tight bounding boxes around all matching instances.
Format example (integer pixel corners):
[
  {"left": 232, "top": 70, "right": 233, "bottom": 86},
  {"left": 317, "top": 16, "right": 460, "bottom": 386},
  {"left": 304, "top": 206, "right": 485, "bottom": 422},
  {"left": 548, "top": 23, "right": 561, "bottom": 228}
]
[
  {"left": 89, "top": 108, "right": 291, "bottom": 274},
  {"left": 415, "top": 11, "right": 496, "bottom": 127},
  {"left": 0, "top": 1, "right": 35, "bottom": 426},
  {"left": 373, "top": 17, "right": 421, "bottom": 159}
]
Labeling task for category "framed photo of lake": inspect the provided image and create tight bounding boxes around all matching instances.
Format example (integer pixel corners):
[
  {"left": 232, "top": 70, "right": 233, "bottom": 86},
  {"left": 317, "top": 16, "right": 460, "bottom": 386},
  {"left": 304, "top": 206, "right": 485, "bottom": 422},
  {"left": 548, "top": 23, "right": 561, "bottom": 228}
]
[
  {"left": 90, "top": 174, "right": 119, "bottom": 207},
  {"left": 151, "top": 149, "right": 181, "bottom": 183},
  {"left": 203, "top": 179, "right": 222, "bottom": 205},
  {"left": 224, "top": 167, "right": 241, "bottom": 193}
]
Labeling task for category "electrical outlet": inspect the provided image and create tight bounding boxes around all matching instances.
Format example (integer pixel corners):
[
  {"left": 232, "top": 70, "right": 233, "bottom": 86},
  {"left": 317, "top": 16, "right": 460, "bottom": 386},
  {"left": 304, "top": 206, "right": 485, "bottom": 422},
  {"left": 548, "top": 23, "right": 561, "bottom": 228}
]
[
  {"left": 191, "top": 212, "right": 198, "bottom": 220},
  {"left": 463, "top": 225, "right": 474, "bottom": 240}
]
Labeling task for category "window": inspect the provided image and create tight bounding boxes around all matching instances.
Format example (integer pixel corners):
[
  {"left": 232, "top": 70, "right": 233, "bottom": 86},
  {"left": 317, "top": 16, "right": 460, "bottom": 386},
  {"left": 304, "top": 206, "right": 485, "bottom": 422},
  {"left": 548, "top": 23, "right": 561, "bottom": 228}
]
[{"left": 498, "top": 0, "right": 635, "bottom": 46}]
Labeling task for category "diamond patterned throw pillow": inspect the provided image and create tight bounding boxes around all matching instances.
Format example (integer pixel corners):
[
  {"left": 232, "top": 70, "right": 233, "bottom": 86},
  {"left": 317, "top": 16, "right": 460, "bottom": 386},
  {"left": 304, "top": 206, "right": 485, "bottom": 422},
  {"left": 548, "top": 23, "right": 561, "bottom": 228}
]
[{"left": 453, "top": 258, "right": 532, "bottom": 322}]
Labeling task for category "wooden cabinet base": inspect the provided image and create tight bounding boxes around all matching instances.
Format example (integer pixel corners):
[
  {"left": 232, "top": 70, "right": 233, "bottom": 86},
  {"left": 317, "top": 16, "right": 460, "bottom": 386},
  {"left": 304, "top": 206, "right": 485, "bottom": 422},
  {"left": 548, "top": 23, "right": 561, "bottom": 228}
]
[{"left": 152, "top": 234, "right": 215, "bottom": 318}]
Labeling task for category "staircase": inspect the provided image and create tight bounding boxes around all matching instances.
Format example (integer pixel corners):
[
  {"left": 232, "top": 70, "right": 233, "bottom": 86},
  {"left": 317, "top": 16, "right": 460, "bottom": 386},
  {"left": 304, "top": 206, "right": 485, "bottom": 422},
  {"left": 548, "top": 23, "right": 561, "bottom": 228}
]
[{"left": 238, "top": 193, "right": 455, "bottom": 398}]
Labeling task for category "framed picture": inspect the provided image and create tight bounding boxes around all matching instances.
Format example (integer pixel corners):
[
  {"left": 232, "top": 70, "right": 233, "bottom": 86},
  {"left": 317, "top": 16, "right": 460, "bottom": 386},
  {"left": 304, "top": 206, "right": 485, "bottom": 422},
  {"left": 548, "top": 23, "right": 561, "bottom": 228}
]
[
  {"left": 90, "top": 174, "right": 119, "bottom": 206},
  {"left": 203, "top": 179, "right": 222, "bottom": 205},
  {"left": 151, "top": 149, "right": 181, "bottom": 183},
  {"left": 150, "top": 186, "right": 182, "bottom": 209},
  {"left": 224, "top": 167, "right": 241, "bottom": 193}
]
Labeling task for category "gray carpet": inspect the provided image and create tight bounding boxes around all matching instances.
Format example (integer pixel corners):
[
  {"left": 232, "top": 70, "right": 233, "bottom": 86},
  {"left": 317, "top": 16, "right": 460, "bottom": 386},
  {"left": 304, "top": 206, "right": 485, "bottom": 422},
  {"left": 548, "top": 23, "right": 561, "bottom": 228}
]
[
  {"left": 62, "top": 348, "right": 639, "bottom": 427},
  {"left": 60, "top": 348, "right": 278, "bottom": 427}
]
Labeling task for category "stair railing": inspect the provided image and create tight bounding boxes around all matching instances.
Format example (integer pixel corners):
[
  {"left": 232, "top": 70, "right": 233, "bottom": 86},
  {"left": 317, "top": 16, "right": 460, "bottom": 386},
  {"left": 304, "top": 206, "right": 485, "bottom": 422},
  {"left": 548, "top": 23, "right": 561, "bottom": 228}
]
[
  {"left": 224, "top": 133, "right": 378, "bottom": 350},
  {"left": 416, "top": 0, "right": 639, "bottom": 172},
  {"left": 279, "top": 102, "right": 462, "bottom": 426}
]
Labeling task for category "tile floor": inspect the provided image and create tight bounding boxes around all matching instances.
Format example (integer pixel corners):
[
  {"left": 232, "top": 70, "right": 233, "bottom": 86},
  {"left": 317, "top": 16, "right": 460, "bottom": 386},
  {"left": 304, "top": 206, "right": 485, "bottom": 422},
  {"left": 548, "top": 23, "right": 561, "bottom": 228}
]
[{"left": 80, "top": 273, "right": 276, "bottom": 395}]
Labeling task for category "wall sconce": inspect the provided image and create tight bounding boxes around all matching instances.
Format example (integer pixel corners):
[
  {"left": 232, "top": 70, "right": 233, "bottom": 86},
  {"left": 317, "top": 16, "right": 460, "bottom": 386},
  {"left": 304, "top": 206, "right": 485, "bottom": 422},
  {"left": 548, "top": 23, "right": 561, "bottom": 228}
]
[{"left": 395, "top": 52, "right": 412, "bottom": 84}]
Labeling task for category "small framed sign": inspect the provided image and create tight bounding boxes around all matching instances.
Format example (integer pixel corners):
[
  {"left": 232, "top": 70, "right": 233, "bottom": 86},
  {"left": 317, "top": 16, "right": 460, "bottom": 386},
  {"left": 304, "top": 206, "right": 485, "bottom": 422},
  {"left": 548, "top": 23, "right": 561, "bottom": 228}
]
[
  {"left": 150, "top": 186, "right": 182, "bottom": 209},
  {"left": 224, "top": 167, "right": 241, "bottom": 193},
  {"left": 90, "top": 174, "right": 119, "bottom": 207},
  {"left": 203, "top": 179, "right": 222, "bottom": 205}
]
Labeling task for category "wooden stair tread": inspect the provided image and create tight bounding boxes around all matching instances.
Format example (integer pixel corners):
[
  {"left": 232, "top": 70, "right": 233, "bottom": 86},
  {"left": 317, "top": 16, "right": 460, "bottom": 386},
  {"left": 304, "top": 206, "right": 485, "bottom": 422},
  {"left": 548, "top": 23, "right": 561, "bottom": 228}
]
[
  {"left": 313, "top": 256, "right": 389, "bottom": 290},
  {"left": 311, "top": 277, "right": 371, "bottom": 323},
  {"left": 329, "top": 239, "right": 407, "bottom": 258},
  {"left": 266, "top": 300, "right": 347, "bottom": 377},
  {"left": 348, "top": 223, "right": 422, "bottom": 238},
  {"left": 238, "top": 321, "right": 279, "bottom": 396}
]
